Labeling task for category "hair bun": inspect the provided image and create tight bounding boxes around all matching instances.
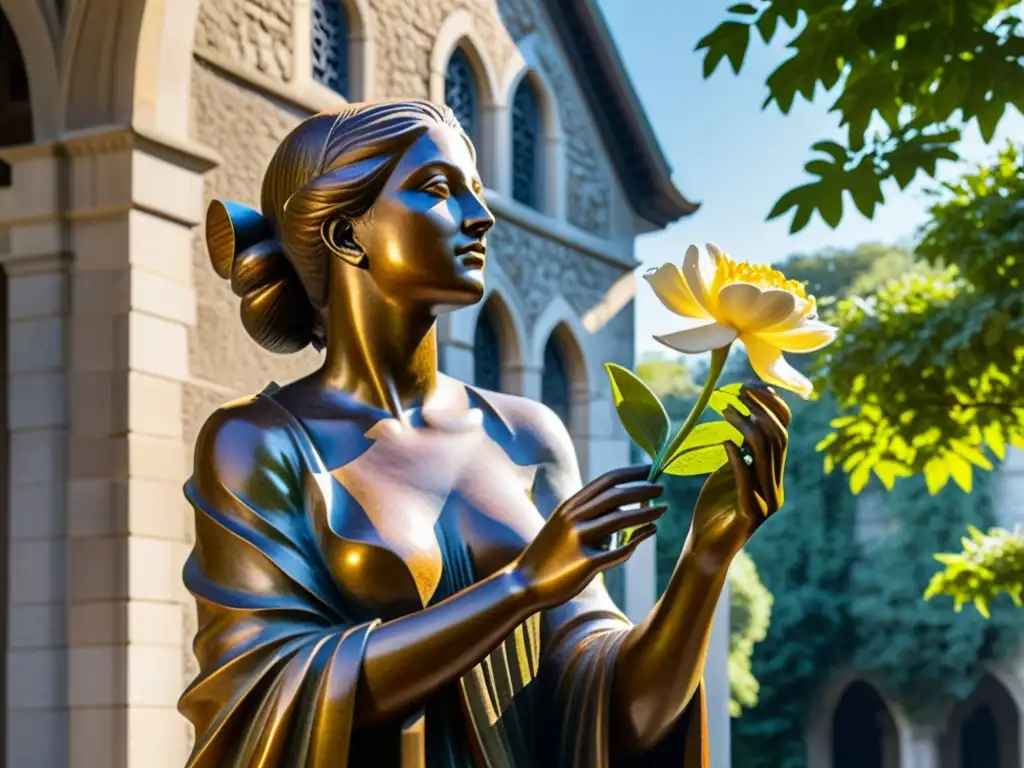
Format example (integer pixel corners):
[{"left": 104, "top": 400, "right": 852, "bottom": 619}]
[
  {"left": 204, "top": 199, "right": 319, "bottom": 354},
  {"left": 206, "top": 200, "right": 275, "bottom": 280}
]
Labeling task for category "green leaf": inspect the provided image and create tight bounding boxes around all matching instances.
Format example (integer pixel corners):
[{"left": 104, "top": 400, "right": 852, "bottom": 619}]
[
  {"left": 947, "top": 453, "right": 974, "bottom": 494},
  {"left": 924, "top": 459, "right": 950, "bottom": 496},
  {"left": 696, "top": 21, "right": 752, "bottom": 77},
  {"left": 604, "top": 363, "right": 670, "bottom": 459},
  {"left": 984, "top": 423, "right": 1007, "bottom": 461},
  {"left": 709, "top": 387, "right": 751, "bottom": 417},
  {"left": 663, "top": 444, "right": 730, "bottom": 477},
  {"left": 665, "top": 421, "right": 745, "bottom": 466},
  {"left": 727, "top": 3, "right": 759, "bottom": 14},
  {"left": 849, "top": 463, "right": 871, "bottom": 495}
]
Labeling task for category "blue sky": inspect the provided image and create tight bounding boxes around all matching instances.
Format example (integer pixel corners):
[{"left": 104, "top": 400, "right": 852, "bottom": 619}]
[{"left": 596, "top": 0, "right": 1024, "bottom": 356}]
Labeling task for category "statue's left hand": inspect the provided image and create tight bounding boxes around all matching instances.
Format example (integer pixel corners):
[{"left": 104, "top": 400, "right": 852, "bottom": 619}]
[{"left": 689, "top": 384, "right": 791, "bottom": 567}]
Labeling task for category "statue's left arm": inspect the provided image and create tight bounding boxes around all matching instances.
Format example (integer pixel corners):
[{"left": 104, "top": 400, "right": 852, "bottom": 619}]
[{"left": 531, "top": 385, "right": 789, "bottom": 763}]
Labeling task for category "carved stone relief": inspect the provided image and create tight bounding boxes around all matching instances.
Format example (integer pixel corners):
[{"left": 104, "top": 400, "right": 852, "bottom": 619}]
[
  {"left": 503, "top": 0, "right": 621, "bottom": 237},
  {"left": 196, "top": 0, "right": 294, "bottom": 82},
  {"left": 488, "top": 217, "right": 627, "bottom": 327},
  {"left": 535, "top": 46, "right": 612, "bottom": 237},
  {"left": 367, "top": 0, "right": 518, "bottom": 100}
]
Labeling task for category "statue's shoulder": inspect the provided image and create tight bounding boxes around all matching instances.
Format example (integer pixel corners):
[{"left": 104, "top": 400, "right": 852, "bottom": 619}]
[
  {"left": 465, "top": 385, "right": 575, "bottom": 468},
  {"left": 193, "top": 387, "right": 306, "bottom": 488}
]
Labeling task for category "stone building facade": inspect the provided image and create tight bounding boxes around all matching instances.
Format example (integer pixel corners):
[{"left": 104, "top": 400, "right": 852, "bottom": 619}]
[
  {"left": 800, "top": 450, "right": 1024, "bottom": 768},
  {"left": 0, "top": 1, "right": 740, "bottom": 767}
]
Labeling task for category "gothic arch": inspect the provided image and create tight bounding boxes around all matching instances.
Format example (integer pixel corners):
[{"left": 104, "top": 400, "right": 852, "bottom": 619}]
[
  {"left": 940, "top": 673, "right": 1021, "bottom": 768},
  {"left": 299, "top": 0, "right": 377, "bottom": 102},
  {"left": 429, "top": 10, "right": 499, "bottom": 186},
  {"left": 472, "top": 290, "right": 526, "bottom": 394},
  {"left": 0, "top": 0, "right": 60, "bottom": 140},
  {"left": 499, "top": 33, "right": 564, "bottom": 216},
  {"left": 62, "top": 0, "right": 200, "bottom": 138},
  {"left": 531, "top": 295, "right": 591, "bottom": 439},
  {"left": 806, "top": 671, "right": 909, "bottom": 768},
  {"left": 499, "top": 34, "right": 560, "bottom": 139},
  {"left": 429, "top": 9, "right": 499, "bottom": 108}
]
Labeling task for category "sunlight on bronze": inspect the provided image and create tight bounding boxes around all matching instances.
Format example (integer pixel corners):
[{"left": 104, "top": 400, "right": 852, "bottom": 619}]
[{"left": 181, "top": 100, "right": 791, "bottom": 767}]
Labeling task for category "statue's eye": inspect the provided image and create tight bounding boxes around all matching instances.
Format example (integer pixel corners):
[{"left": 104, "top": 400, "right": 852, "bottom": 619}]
[{"left": 422, "top": 178, "right": 451, "bottom": 199}]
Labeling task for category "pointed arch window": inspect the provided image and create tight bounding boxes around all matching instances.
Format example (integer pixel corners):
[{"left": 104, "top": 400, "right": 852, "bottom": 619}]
[
  {"left": 511, "top": 77, "right": 540, "bottom": 208},
  {"left": 541, "top": 334, "right": 571, "bottom": 425},
  {"left": 311, "top": 0, "right": 349, "bottom": 96},
  {"left": 445, "top": 48, "right": 478, "bottom": 141},
  {"left": 474, "top": 304, "right": 502, "bottom": 392}
]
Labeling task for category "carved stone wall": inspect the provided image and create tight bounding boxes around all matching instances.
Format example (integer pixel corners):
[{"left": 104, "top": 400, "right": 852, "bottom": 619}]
[
  {"left": 497, "top": 0, "right": 614, "bottom": 236},
  {"left": 366, "top": 0, "right": 518, "bottom": 99},
  {"left": 196, "top": 0, "right": 295, "bottom": 81},
  {"left": 489, "top": 219, "right": 626, "bottom": 325}
]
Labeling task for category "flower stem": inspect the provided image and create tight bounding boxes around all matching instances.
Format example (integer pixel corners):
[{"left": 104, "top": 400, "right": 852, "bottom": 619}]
[
  {"left": 650, "top": 345, "right": 731, "bottom": 482},
  {"left": 615, "top": 345, "right": 731, "bottom": 549}
]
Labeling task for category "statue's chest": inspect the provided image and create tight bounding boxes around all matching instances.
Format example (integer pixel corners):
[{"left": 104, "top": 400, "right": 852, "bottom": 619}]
[{"left": 321, "top": 417, "right": 541, "bottom": 616}]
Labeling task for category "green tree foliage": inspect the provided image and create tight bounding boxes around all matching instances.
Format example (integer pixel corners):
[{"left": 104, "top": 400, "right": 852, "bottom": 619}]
[
  {"left": 640, "top": 253, "right": 1024, "bottom": 766},
  {"left": 728, "top": 547, "right": 775, "bottom": 717},
  {"left": 639, "top": 355, "right": 776, "bottom": 718},
  {"left": 698, "top": 0, "right": 1023, "bottom": 233},
  {"left": 810, "top": 146, "right": 1024, "bottom": 615}
]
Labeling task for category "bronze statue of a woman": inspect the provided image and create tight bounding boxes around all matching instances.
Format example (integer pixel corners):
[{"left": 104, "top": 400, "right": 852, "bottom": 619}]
[{"left": 180, "top": 100, "right": 790, "bottom": 767}]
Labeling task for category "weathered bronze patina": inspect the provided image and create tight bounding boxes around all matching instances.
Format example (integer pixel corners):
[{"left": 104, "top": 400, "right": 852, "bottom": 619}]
[{"left": 180, "top": 100, "right": 790, "bottom": 767}]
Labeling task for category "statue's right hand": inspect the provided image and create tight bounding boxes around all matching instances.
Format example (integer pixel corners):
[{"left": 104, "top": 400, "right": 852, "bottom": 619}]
[{"left": 512, "top": 466, "right": 665, "bottom": 610}]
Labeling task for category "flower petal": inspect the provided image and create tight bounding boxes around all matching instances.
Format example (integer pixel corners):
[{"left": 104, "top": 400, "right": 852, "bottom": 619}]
[
  {"left": 643, "top": 263, "right": 711, "bottom": 319},
  {"left": 681, "top": 245, "right": 714, "bottom": 315},
  {"left": 716, "top": 283, "right": 760, "bottom": 327},
  {"left": 655, "top": 322, "right": 738, "bottom": 354},
  {"left": 742, "top": 335, "right": 814, "bottom": 398},
  {"left": 718, "top": 285, "right": 799, "bottom": 333},
  {"left": 755, "top": 319, "right": 838, "bottom": 353}
]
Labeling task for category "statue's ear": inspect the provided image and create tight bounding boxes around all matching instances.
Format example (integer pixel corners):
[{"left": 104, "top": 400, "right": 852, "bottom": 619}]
[{"left": 321, "top": 217, "right": 367, "bottom": 268}]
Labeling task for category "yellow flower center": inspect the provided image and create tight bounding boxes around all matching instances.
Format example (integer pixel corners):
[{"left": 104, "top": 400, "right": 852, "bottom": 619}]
[{"left": 710, "top": 252, "right": 817, "bottom": 317}]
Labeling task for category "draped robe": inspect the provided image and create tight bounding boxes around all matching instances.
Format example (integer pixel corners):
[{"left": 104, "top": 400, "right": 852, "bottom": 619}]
[{"left": 179, "top": 388, "right": 708, "bottom": 767}]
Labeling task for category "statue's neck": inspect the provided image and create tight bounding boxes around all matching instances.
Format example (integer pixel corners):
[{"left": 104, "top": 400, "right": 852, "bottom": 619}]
[{"left": 318, "top": 275, "right": 439, "bottom": 419}]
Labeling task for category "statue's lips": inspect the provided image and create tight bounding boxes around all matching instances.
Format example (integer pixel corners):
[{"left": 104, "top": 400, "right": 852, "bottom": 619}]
[{"left": 455, "top": 243, "right": 486, "bottom": 269}]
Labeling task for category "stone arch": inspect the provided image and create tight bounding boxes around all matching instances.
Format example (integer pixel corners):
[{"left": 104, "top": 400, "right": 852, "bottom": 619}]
[
  {"left": 429, "top": 9, "right": 499, "bottom": 185},
  {"left": 807, "top": 672, "right": 909, "bottom": 768},
  {"left": 429, "top": 9, "right": 499, "bottom": 109},
  {"left": 940, "top": 673, "right": 1021, "bottom": 768},
  {"left": 62, "top": 0, "right": 201, "bottom": 139},
  {"left": 531, "top": 295, "right": 591, "bottom": 446},
  {"left": 0, "top": 0, "right": 59, "bottom": 142},
  {"left": 498, "top": 33, "right": 564, "bottom": 217},
  {"left": 472, "top": 290, "right": 526, "bottom": 395},
  {"left": 299, "top": 0, "right": 376, "bottom": 102}
]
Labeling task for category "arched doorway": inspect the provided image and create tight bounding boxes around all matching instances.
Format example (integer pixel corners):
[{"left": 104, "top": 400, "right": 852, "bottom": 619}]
[
  {"left": 539, "top": 324, "right": 588, "bottom": 442},
  {"left": 473, "top": 298, "right": 503, "bottom": 392},
  {"left": 831, "top": 681, "right": 900, "bottom": 768},
  {"left": 941, "top": 674, "right": 1020, "bottom": 768},
  {"left": 0, "top": 8, "right": 32, "bottom": 185}
]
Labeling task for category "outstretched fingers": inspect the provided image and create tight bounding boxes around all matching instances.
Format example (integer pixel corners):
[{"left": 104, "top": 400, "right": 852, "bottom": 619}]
[
  {"left": 589, "top": 523, "right": 658, "bottom": 570},
  {"left": 568, "top": 482, "right": 664, "bottom": 522},
  {"left": 565, "top": 464, "right": 652, "bottom": 512},
  {"left": 577, "top": 503, "right": 668, "bottom": 541}
]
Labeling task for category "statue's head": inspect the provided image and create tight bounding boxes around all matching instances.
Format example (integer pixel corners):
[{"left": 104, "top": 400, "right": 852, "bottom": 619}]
[{"left": 206, "top": 100, "right": 494, "bottom": 353}]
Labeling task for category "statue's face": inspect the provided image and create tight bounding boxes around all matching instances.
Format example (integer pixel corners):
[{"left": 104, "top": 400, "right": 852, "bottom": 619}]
[{"left": 349, "top": 123, "right": 495, "bottom": 310}]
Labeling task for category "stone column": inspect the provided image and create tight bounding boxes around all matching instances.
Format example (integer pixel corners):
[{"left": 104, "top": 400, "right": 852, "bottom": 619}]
[
  {"left": 899, "top": 725, "right": 942, "bottom": 768},
  {"left": 707, "top": 582, "right": 732, "bottom": 768},
  {"left": 0, "top": 142, "right": 71, "bottom": 768},
  {"left": 58, "top": 125, "right": 216, "bottom": 768}
]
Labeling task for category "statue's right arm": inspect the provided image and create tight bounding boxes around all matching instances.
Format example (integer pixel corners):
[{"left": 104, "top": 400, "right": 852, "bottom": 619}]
[{"left": 186, "top": 402, "right": 537, "bottom": 736}]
